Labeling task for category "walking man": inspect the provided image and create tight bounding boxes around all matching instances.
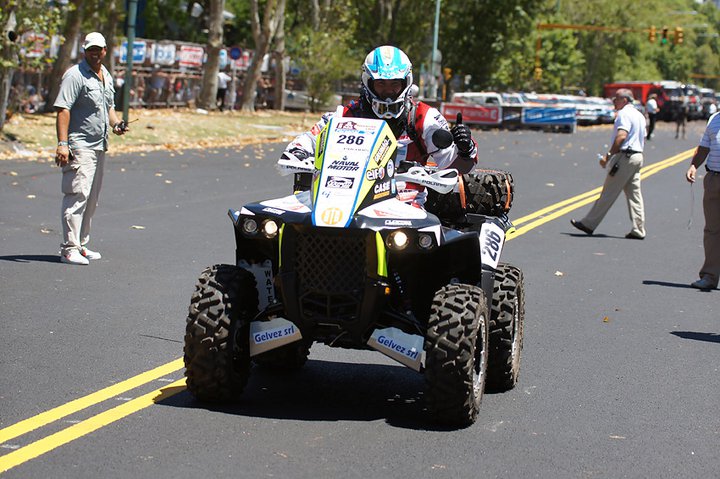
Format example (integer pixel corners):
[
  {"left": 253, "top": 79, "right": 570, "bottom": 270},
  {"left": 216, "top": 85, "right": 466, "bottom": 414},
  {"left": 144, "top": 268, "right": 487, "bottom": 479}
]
[
  {"left": 686, "top": 113, "right": 720, "bottom": 290},
  {"left": 646, "top": 93, "right": 658, "bottom": 140},
  {"left": 54, "top": 32, "right": 128, "bottom": 265},
  {"left": 571, "top": 89, "right": 647, "bottom": 239}
]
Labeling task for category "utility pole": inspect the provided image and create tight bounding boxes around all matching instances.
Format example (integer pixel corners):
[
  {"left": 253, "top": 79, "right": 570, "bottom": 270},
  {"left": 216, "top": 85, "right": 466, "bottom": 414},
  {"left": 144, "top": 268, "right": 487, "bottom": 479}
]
[
  {"left": 429, "top": 0, "right": 441, "bottom": 100},
  {"left": 122, "top": 0, "right": 138, "bottom": 124}
]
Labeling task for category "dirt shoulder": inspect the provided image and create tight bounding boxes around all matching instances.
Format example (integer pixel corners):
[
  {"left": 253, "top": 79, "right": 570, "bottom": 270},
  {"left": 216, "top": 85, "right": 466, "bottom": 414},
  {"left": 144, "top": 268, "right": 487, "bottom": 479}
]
[{"left": 0, "top": 108, "right": 318, "bottom": 162}]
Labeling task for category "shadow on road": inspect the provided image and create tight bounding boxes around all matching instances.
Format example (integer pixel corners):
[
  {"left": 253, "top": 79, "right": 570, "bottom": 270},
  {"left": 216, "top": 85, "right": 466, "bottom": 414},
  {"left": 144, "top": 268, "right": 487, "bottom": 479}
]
[
  {"left": 671, "top": 331, "right": 720, "bottom": 344},
  {"left": 643, "top": 280, "right": 696, "bottom": 289},
  {"left": 155, "top": 359, "right": 470, "bottom": 431},
  {"left": 0, "top": 254, "right": 60, "bottom": 264}
]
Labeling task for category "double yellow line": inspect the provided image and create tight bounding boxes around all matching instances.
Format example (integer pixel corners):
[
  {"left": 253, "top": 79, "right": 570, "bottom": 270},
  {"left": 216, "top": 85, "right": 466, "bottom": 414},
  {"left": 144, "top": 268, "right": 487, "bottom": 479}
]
[
  {"left": 0, "top": 147, "right": 695, "bottom": 473},
  {"left": 507, "top": 148, "right": 695, "bottom": 240}
]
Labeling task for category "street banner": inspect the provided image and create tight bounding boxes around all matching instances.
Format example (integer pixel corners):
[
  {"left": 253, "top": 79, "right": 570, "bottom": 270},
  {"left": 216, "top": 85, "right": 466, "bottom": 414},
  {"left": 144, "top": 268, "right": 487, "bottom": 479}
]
[
  {"left": 179, "top": 45, "right": 204, "bottom": 68},
  {"left": 151, "top": 43, "right": 176, "bottom": 66},
  {"left": 440, "top": 103, "right": 502, "bottom": 125},
  {"left": 522, "top": 107, "right": 576, "bottom": 125},
  {"left": 120, "top": 41, "right": 147, "bottom": 64}
]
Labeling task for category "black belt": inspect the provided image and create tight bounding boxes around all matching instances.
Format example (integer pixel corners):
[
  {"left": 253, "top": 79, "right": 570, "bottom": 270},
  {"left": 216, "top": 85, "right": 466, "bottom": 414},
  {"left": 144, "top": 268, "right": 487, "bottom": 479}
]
[
  {"left": 620, "top": 149, "right": 641, "bottom": 155},
  {"left": 706, "top": 166, "right": 720, "bottom": 174}
]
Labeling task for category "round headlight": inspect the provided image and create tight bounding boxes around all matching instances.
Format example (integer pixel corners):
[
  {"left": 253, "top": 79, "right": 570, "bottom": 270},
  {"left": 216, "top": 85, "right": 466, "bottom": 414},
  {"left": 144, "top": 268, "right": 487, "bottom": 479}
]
[
  {"left": 418, "top": 233, "right": 433, "bottom": 249},
  {"left": 389, "top": 230, "right": 409, "bottom": 250},
  {"left": 262, "top": 219, "right": 279, "bottom": 238},
  {"left": 242, "top": 218, "right": 258, "bottom": 235}
]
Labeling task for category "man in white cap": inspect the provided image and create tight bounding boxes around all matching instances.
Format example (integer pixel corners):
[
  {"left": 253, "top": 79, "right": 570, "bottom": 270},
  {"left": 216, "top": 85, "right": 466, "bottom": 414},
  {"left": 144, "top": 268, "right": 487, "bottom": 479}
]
[{"left": 54, "top": 32, "right": 129, "bottom": 265}]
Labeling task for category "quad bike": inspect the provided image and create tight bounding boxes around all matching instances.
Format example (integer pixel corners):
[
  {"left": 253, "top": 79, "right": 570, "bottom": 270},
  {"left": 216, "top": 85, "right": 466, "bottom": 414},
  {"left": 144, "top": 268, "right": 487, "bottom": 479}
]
[{"left": 183, "top": 109, "right": 525, "bottom": 427}]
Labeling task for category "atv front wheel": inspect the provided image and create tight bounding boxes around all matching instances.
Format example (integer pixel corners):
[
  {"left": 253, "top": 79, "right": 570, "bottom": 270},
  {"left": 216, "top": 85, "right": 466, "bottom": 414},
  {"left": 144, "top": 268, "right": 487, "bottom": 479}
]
[
  {"left": 184, "top": 264, "right": 258, "bottom": 402},
  {"left": 424, "top": 284, "right": 489, "bottom": 427},
  {"left": 487, "top": 263, "right": 525, "bottom": 392}
]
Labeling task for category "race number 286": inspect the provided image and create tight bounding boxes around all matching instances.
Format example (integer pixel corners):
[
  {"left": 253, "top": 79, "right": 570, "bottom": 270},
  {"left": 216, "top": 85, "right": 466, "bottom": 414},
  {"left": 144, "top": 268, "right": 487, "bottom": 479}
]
[{"left": 479, "top": 223, "right": 505, "bottom": 269}]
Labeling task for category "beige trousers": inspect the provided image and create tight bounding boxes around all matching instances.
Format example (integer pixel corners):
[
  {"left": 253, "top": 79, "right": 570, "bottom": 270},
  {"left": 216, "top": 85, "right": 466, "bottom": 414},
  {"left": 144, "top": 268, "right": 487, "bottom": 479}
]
[
  {"left": 60, "top": 149, "right": 105, "bottom": 254},
  {"left": 700, "top": 172, "right": 720, "bottom": 286},
  {"left": 581, "top": 152, "right": 645, "bottom": 237}
]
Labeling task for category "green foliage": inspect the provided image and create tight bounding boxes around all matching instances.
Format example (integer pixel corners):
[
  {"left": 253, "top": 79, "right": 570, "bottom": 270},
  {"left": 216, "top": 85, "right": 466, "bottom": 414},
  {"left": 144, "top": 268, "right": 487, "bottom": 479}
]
[
  {"left": 286, "top": 1, "right": 360, "bottom": 111},
  {"left": 1, "top": 0, "right": 64, "bottom": 69}
]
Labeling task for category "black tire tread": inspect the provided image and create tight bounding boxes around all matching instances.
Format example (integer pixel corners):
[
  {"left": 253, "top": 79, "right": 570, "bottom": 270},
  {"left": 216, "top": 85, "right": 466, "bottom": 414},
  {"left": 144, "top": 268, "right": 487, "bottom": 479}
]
[
  {"left": 486, "top": 263, "right": 525, "bottom": 392},
  {"left": 424, "top": 284, "right": 489, "bottom": 427},
  {"left": 184, "top": 264, "right": 258, "bottom": 402}
]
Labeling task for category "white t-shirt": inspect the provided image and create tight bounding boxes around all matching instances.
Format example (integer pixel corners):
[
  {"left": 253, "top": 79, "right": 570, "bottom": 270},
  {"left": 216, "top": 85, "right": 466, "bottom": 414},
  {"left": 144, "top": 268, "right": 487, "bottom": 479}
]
[
  {"left": 646, "top": 98, "right": 658, "bottom": 115},
  {"left": 699, "top": 112, "right": 720, "bottom": 172},
  {"left": 614, "top": 104, "right": 646, "bottom": 152},
  {"left": 217, "top": 72, "right": 231, "bottom": 89}
]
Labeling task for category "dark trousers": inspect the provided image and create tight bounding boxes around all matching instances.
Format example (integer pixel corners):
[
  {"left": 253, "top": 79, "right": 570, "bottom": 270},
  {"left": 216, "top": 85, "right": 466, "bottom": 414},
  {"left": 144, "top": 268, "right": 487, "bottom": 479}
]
[{"left": 647, "top": 113, "right": 656, "bottom": 138}]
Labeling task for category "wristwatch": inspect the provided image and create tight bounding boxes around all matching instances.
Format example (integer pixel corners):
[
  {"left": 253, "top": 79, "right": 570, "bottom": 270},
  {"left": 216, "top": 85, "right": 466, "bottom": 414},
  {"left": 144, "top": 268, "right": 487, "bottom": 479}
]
[{"left": 57, "top": 141, "right": 68, "bottom": 146}]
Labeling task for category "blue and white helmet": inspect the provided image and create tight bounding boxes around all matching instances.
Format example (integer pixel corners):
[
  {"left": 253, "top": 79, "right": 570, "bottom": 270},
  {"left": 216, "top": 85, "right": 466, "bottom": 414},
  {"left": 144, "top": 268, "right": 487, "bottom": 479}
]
[{"left": 361, "top": 46, "right": 414, "bottom": 119}]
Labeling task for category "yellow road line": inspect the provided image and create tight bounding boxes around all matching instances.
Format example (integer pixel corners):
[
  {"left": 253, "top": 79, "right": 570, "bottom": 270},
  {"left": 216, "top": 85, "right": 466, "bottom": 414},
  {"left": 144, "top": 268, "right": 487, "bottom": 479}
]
[
  {"left": 0, "top": 358, "right": 184, "bottom": 445},
  {"left": 0, "top": 379, "right": 186, "bottom": 473},
  {"left": 507, "top": 148, "right": 694, "bottom": 240},
  {"left": 0, "top": 146, "right": 698, "bottom": 473}
]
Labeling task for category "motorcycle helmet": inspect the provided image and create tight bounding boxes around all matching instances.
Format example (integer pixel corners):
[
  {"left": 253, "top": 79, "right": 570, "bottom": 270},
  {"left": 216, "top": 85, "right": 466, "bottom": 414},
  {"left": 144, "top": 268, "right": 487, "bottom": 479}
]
[{"left": 361, "top": 46, "right": 413, "bottom": 119}]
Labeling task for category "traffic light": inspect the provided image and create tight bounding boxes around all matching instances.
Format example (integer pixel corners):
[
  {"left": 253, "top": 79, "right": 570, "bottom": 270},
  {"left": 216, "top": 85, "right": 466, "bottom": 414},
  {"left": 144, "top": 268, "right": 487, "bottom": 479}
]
[
  {"left": 649, "top": 26, "right": 656, "bottom": 43},
  {"left": 661, "top": 27, "right": 669, "bottom": 45},
  {"left": 674, "top": 27, "right": 684, "bottom": 45},
  {"left": 534, "top": 67, "right": 542, "bottom": 81}
]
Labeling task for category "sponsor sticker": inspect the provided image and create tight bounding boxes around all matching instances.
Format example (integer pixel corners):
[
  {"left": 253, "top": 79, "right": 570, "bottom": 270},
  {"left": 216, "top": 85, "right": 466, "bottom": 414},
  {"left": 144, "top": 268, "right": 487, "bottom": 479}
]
[
  {"left": 249, "top": 317, "right": 303, "bottom": 356},
  {"left": 321, "top": 207, "right": 343, "bottom": 225},
  {"left": 325, "top": 176, "right": 354, "bottom": 189},
  {"left": 262, "top": 207, "right": 285, "bottom": 215},
  {"left": 479, "top": 222, "right": 505, "bottom": 270},
  {"left": 367, "top": 327, "right": 424, "bottom": 371}
]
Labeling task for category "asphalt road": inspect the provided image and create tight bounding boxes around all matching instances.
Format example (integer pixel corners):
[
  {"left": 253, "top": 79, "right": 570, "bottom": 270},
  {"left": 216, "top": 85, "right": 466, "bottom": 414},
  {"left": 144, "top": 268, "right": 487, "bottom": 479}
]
[{"left": 1, "top": 120, "right": 718, "bottom": 478}]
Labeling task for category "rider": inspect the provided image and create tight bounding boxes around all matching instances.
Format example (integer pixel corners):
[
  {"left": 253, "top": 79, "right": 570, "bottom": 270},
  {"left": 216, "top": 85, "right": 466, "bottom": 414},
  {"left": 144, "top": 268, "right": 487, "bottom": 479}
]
[{"left": 279, "top": 45, "right": 478, "bottom": 206}]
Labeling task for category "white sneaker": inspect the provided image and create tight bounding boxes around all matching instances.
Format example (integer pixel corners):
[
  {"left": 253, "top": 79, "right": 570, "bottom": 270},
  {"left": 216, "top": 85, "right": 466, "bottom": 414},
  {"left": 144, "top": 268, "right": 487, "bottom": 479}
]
[
  {"left": 80, "top": 247, "right": 102, "bottom": 260},
  {"left": 61, "top": 250, "right": 90, "bottom": 265}
]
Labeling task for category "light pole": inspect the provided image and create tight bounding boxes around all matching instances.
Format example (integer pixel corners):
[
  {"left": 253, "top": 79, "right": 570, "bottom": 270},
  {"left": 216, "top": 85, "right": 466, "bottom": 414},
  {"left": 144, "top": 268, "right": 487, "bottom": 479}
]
[
  {"left": 122, "top": 0, "right": 138, "bottom": 124},
  {"left": 429, "top": 0, "right": 441, "bottom": 100}
]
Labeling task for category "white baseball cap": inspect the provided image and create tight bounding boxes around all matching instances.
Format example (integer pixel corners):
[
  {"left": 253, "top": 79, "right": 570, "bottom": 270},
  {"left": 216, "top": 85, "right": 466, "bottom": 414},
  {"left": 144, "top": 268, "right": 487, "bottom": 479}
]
[{"left": 82, "top": 32, "right": 106, "bottom": 49}]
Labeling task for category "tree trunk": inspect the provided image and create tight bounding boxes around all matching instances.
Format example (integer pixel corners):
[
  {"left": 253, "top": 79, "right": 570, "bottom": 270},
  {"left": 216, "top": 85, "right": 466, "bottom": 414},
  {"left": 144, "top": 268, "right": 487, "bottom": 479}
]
[
  {"left": 272, "top": 6, "right": 286, "bottom": 111},
  {"left": 102, "top": 0, "right": 122, "bottom": 77},
  {"left": 0, "top": 7, "right": 18, "bottom": 130},
  {"left": 196, "top": 0, "right": 225, "bottom": 110},
  {"left": 240, "top": 0, "right": 285, "bottom": 112},
  {"left": 43, "top": 0, "right": 84, "bottom": 113}
]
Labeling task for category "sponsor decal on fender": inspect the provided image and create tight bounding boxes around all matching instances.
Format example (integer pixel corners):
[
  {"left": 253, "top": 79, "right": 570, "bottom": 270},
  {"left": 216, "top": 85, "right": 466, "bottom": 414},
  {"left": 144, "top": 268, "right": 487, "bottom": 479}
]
[
  {"left": 262, "top": 207, "right": 285, "bottom": 215},
  {"left": 371, "top": 136, "right": 392, "bottom": 165},
  {"left": 367, "top": 327, "right": 424, "bottom": 371},
  {"left": 325, "top": 176, "right": 354, "bottom": 188},
  {"left": 366, "top": 166, "right": 386, "bottom": 181},
  {"left": 321, "top": 207, "right": 343, "bottom": 225},
  {"left": 328, "top": 155, "right": 360, "bottom": 171},
  {"left": 249, "top": 317, "right": 303, "bottom": 356}
]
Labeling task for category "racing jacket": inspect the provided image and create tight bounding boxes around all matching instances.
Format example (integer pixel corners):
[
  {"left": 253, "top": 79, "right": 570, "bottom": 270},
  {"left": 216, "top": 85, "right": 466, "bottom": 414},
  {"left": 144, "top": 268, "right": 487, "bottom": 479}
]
[{"left": 280, "top": 99, "right": 478, "bottom": 204}]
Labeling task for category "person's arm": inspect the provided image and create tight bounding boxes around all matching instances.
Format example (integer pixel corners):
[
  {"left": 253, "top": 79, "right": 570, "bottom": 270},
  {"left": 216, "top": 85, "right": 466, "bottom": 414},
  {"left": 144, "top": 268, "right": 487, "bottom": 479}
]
[
  {"left": 599, "top": 129, "right": 628, "bottom": 168},
  {"left": 55, "top": 108, "right": 71, "bottom": 166},
  {"left": 687, "top": 146, "right": 709, "bottom": 183},
  {"left": 108, "top": 108, "right": 127, "bottom": 135}
]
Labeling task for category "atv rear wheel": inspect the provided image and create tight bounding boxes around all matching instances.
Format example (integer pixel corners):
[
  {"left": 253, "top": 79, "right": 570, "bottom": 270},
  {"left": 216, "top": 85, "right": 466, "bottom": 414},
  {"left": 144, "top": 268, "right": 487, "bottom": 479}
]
[
  {"left": 424, "top": 284, "right": 489, "bottom": 427},
  {"left": 253, "top": 341, "right": 311, "bottom": 371},
  {"left": 463, "top": 169, "right": 514, "bottom": 217},
  {"left": 184, "top": 264, "right": 258, "bottom": 402},
  {"left": 487, "top": 263, "right": 525, "bottom": 392}
]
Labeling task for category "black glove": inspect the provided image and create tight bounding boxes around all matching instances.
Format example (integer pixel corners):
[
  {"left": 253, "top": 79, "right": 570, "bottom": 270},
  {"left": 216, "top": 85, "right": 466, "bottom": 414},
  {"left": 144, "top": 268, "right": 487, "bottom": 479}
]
[{"left": 450, "top": 113, "right": 473, "bottom": 154}]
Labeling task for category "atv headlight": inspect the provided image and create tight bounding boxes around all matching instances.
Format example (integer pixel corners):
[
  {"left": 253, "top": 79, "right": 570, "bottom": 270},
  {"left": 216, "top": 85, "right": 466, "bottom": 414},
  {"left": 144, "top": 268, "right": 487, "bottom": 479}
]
[
  {"left": 418, "top": 233, "right": 434, "bottom": 250},
  {"left": 262, "top": 219, "right": 279, "bottom": 238},
  {"left": 387, "top": 230, "right": 409, "bottom": 251},
  {"left": 242, "top": 218, "right": 258, "bottom": 235}
]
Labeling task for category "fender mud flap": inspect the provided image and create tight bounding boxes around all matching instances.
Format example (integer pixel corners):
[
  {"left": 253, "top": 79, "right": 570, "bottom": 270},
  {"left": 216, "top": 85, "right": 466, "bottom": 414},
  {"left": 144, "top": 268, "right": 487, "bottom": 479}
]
[
  {"left": 367, "top": 327, "right": 424, "bottom": 371},
  {"left": 249, "top": 317, "right": 303, "bottom": 356}
]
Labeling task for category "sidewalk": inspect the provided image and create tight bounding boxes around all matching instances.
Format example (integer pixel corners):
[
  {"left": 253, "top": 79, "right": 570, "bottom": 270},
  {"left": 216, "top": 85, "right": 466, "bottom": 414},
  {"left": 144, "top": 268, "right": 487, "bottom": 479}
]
[{"left": 0, "top": 108, "right": 316, "bottom": 161}]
